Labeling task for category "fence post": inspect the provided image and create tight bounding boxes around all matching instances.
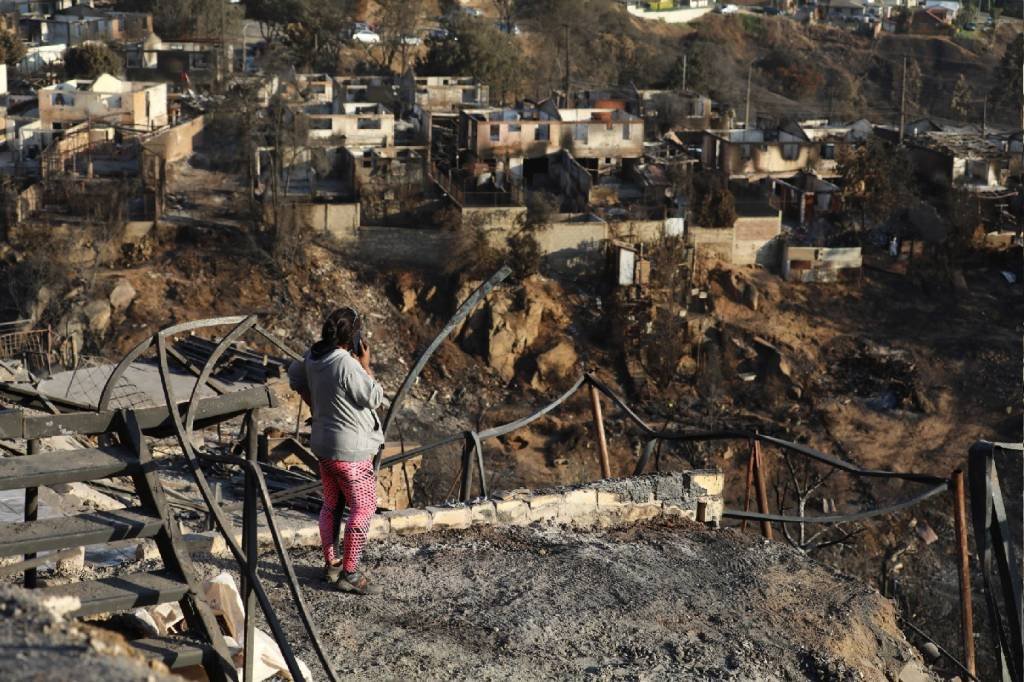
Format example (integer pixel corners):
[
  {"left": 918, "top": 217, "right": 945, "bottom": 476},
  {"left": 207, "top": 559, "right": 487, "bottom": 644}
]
[
  {"left": 242, "top": 410, "right": 260, "bottom": 682},
  {"left": 952, "top": 469, "right": 976, "bottom": 679},
  {"left": 753, "top": 439, "right": 773, "bottom": 540},
  {"left": 741, "top": 440, "right": 755, "bottom": 532},
  {"left": 588, "top": 382, "right": 612, "bottom": 479},
  {"left": 459, "top": 435, "right": 474, "bottom": 502},
  {"left": 24, "top": 438, "right": 39, "bottom": 588}
]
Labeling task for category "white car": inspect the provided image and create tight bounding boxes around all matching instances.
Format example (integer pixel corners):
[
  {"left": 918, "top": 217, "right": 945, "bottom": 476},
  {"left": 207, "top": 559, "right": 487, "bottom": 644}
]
[
  {"left": 716, "top": 3, "right": 739, "bottom": 12},
  {"left": 462, "top": 7, "right": 483, "bottom": 16},
  {"left": 401, "top": 35, "right": 424, "bottom": 45},
  {"left": 352, "top": 28, "right": 381, "bottom": 44}
]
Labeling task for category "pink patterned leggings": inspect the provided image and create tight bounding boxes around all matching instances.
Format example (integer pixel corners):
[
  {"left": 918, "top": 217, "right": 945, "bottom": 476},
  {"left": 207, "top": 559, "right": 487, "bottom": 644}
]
[{"left": 318, "top": 459, "right": 377, "bottom": 572}]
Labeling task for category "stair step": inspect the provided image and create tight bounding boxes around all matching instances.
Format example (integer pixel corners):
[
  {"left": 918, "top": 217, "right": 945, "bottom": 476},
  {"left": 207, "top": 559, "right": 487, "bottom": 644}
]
[
  {"left": 0, "top": 446, "right": 138, "bottom": 491},
  {"left": 0, "top": 507, "right": 163, "bottom": 558},
  {"left": 130, "top": 636, "right": 212, "bottom": 670},
  {"left": 35, "top": 570, "right": 188, "bottom": 618}
]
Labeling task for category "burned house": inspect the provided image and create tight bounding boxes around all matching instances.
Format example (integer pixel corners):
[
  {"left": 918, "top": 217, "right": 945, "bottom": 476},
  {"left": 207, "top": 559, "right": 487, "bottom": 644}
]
[
  {"left": 701, "top": 120, "right": 862, "bottom": 182},
  {"left": 38, "top": 74, "right": 168, "bottom": 141},
  {"left": 906, "top": 132, "right": 1011, "bottom": 194},
  {"left": 771, "top": 171, "right": 841, "bottom": 227},
  {"left": 399, "top": 73, "right": 490, "bottom": 113}
]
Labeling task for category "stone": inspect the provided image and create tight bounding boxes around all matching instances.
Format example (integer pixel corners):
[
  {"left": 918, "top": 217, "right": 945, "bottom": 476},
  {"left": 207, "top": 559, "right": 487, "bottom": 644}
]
[
  {"left": 470, "top": 501, "right": 497, "bottom": 525},
  {"left": 533, "top": 341, "right": 578, "bottom": 388},
  {"left": 654, "top": 475, "right": 684, "bottom": 502},
  {"left": 493, "top": 499, "right": 530, "bottom": 525},
  {"left": 83, "top": 299, "right": 112, "bottom": 334},
  {"left": 386, "top": 508, "right": 432, "bottom": 535},
  {"left": 108, "top": 279, "right": 136, "bottom": 312},
  {"left": 427, "top": 506, "right": 472, "bottom": 530},
  {"left": 55, "top": 546, "right": 85, "bottom": 576},
  {"left": 135, "top": 540, "right": 160, "bottom": 562},
  {"left": 688, "top": 471, "right": 724, "bottom": 496}
]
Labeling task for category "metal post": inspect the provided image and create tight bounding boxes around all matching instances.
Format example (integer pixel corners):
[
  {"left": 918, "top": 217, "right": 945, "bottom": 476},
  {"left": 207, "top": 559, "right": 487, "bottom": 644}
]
[
  {"left": 741, "top": 440, "right": 755, "bottom": 532},
  {"left": 24, "top": 438, "right": 39, "bottom": 588},
  {"left": 952, "top": 469, "right": 977, "bottom": 679},
  {"left": 242, "top": 410, "right": 260, "bottom": 682},
  {"left": 588, "top": 383, "right": 612, "bottom": 479},
  {"left": 753, "top": 439, "right": 773, "bottom": 540},
  {"left": 459, "top": 437, "right": 474, "bottom": 502}
]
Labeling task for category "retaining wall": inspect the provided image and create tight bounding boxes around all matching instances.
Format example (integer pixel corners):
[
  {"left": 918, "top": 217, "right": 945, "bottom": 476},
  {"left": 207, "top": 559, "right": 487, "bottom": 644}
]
[{"left": 163, "top": 471, "right": 725, "bottom": 559}]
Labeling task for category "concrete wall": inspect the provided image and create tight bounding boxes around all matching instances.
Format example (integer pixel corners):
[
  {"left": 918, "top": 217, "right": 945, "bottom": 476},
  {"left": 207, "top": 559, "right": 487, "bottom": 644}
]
[
  {"left": 689, "top": 226, "right": 734, "bottom": 262},
  {"left": 462, "top": 205, "right": 527, "bottom": 229},
  {"left": 782, "top": 245, "right": 863, "bottom": 282},
  {"left": 550, "top": 150, "right": 592, "bottom": 212},
  {"left": 142, "top": 115, "right": 205, "bottom": 164},
  {"left": 733, "top": 215, "right": 782, "bottom": 267},
  {"left": 277, "top": 200, "right": 361, "bottom": 240}
]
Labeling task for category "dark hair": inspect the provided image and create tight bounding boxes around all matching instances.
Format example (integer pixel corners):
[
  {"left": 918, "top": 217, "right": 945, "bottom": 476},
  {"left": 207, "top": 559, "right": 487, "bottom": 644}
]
[{"left": 320, "top": 307, "right": 361, "bottom": 350}]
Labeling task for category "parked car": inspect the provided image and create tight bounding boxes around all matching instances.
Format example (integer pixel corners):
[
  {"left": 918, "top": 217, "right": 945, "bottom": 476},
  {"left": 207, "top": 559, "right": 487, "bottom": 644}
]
[
  {"left": 715, "top": 4, "right": 739, "bottom": 13},
  {"left": 426, "top": 26, "right": 452, "bottom": 40},
  {"left": 963, "top": 21, "right": 977, "bottom": 30},
  {"left": 351, "top": 28, "right": 381, "bottom": 43},
  {"left": 462, "top": 7, "right": 483, "bottom": 16},
  {"left": 401, "top": 34, "right": 424, "bottom": 45},
  {"left": 764, "top": 6, "right": 781, "bottom": 15}
]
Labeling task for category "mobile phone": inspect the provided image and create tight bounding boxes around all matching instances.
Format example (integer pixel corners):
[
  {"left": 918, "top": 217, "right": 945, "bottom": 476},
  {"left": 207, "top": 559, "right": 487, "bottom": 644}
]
[{"left": 351, "top": 328, "right": 365, "bottom": 355}]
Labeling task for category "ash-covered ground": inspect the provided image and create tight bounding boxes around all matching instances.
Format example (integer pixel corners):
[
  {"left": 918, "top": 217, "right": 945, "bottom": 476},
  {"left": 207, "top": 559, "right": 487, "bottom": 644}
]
[{"left": 196, "top": 519, "right": 934, "bottom": 681}]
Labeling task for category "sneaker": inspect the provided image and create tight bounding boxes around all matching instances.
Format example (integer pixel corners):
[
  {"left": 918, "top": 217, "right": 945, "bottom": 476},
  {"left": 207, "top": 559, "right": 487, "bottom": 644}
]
[
  {"left": 324, "top": 561, "right": 343, "bottom": 584},
  {"left": 335, "top": 570, "right": 383, "bottom": 595}
]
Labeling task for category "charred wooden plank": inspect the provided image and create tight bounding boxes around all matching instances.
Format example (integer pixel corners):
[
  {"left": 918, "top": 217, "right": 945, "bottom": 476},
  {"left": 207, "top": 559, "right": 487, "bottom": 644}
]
[
  {"left": 0, "top": 446, "right": 137, "bottom": 491},
  {"left": 34, "top": 570, "right": 188, "bottom": 618},
  {"left": 130, "top": 636, "right": 215, "bottom": 669},
  {"left": 0, "top": 507, "right": 163, "bottom": 557}
]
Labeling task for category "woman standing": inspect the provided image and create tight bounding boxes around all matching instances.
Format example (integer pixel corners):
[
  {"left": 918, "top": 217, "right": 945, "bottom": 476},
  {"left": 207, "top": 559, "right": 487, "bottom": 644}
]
[{"left": 287, "top": 307, "right": 384, "bottom": 595}]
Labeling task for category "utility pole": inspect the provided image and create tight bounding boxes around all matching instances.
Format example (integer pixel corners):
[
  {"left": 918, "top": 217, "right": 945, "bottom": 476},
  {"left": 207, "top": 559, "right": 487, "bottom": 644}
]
[
  {"left": 563, "top": 24, "right": 570, "bottom": 108},
  {"left": 898, "top": 56, "right": 907, "bottom": 146},
  {"left": 982, "top": 96, "right": 987, "bottom": 137},
  {"left": 682, "top": 54, "right": 687, "bottom": 92},
  {"left": 744, "top": 63, "right": 752, "bottom": 129}
]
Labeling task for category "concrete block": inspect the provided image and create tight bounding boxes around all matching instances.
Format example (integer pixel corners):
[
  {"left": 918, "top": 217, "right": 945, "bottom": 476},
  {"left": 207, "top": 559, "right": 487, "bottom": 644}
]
[
  {"left": 367, "top": 514, "right": 391, "bottom": 539},
  {"left": 618, "top": 503, "right": 663, "bottom": 524},
  {"left": 493, "top": 499, "right": 530, "bottom": 525},
  {"left": 528, "top": 494, "right": 564, "bottom": 522},
  {"left": 662, "top": 504, "right": 697, "bottom": 521},
  {"left": 293, "top": 524, "right": 321, "bottom": 547},
  {"left": 470, "top": 500, "right": 497, "bottom": 526},
  {"left": 654, "top": 475, "right": 684, "bottom": 502},
  {"left": 562, "top": 488, "right": 598, "bottom": 509},
  {"left": 559, "top": 488, "right": 598, "bottom": 524},
  {"left": 493, "top": 488, "right": 531, "bottom": 501},
  {"left": 688, "top": 470, "right": 724, "bottom": 496},
  {"left": 427, "top": 506, "right": 472, "bottom": 530},
  {"left": 597, "top": 490, "right": 627, "bottom": 508},
  {"left": 386, "top": 508, "right": 432, "bottom": 535},
  {"left": 697, "top": 497, "right": 724, "bottom": 525}
]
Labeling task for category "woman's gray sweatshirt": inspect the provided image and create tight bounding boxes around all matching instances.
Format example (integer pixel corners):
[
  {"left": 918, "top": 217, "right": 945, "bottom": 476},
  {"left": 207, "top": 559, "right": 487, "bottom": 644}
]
[{"left": 287, "top": 348, "right": 385, "bottom": 461}]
